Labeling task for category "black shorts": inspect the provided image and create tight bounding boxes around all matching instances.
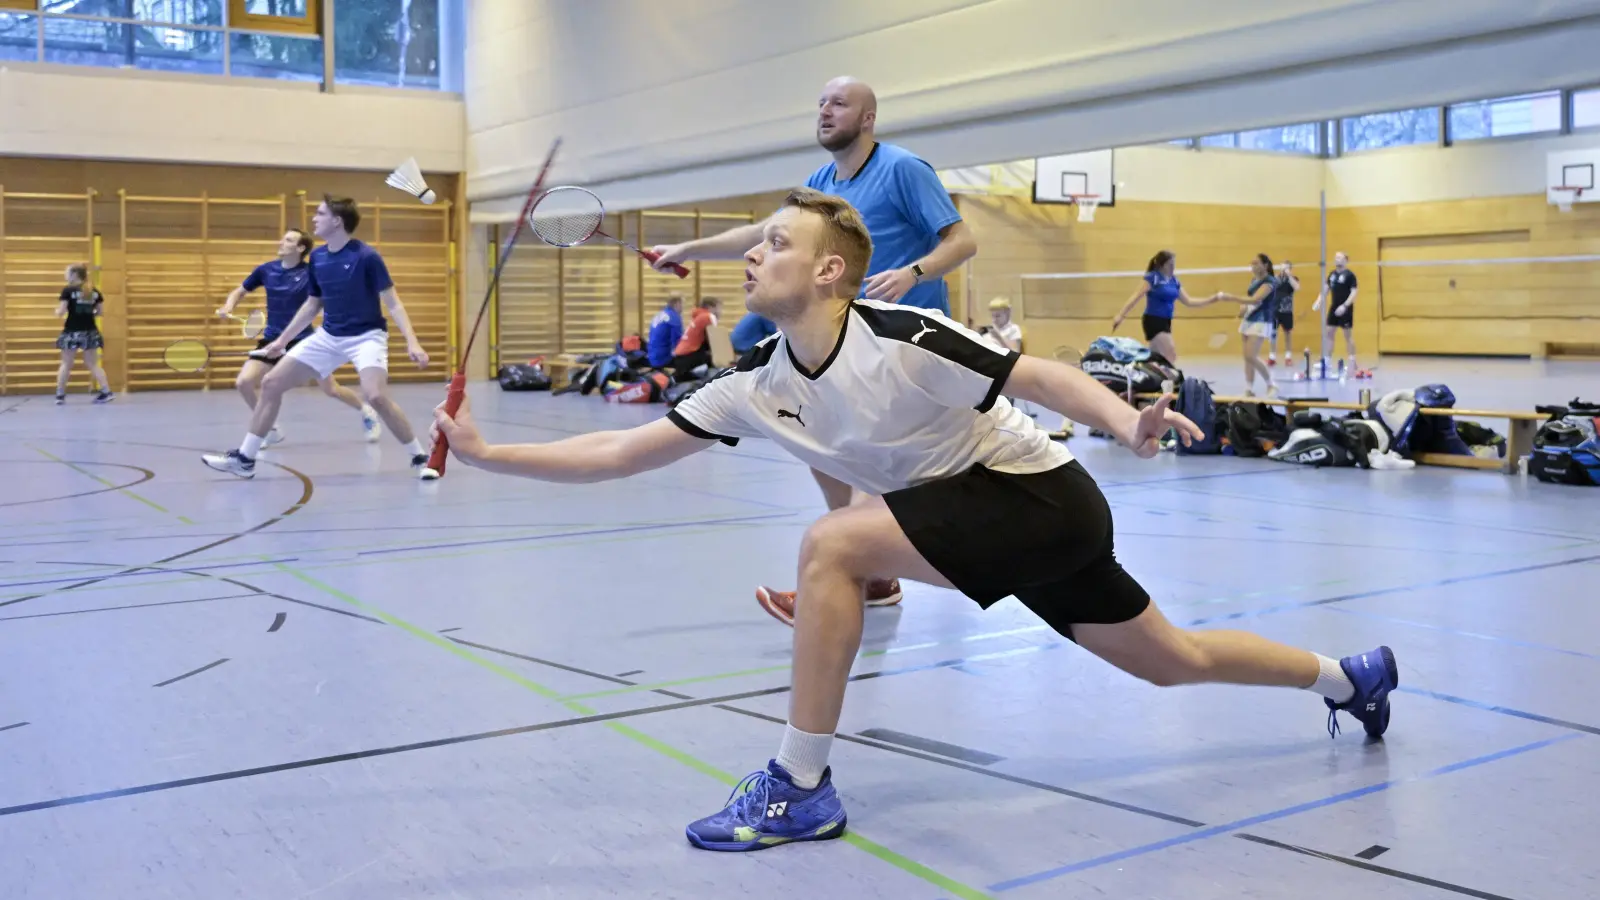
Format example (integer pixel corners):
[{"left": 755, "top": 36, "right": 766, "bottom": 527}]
[
  {"left": 884, "top": 461, "right": 1150, "bottom": 640},
  {"left": 1327, "top": 306, "right": 1353, "bottom": 329},
  {"left": 1276, "top": 310, "right": 1295, "bottom": 332},
  {"left": 1141, "top": 314, "right": 1171, "bottom": 342},
  {"left": 253, "top": 333, "right": 307, "bottom": 367}
]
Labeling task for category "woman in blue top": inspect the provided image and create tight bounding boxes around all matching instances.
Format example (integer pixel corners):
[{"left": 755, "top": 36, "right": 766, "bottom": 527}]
[
  {"left": 1214, "top": 253, "right": 1281, "bottom": 396},
  {"left": 1112, "top": 250, "right": 1217, "bottom": 364}
]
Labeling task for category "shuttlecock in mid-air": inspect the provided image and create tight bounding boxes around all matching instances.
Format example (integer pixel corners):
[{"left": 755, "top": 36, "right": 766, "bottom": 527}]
[{"left": 386, "top": 157, "right": 436, "bottom": 204}]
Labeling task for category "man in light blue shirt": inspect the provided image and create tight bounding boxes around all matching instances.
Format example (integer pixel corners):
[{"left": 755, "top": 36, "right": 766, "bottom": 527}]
[
  {"left": 650, "top": 76, "right": 975, "bottom": 315},
  {"left": 649, "top": 75, "right": 979, "bottom": 613}
]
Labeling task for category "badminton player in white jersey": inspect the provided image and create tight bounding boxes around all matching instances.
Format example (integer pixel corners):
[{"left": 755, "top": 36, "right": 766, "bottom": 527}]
[
  {"left": 201, "top": 196, "right": 436, "bottom": 480},
  {"left": 650, "top": 75, "right": 978, "bottom": 615},
  {"left": 433, "top": 188, "right": 1400, "bottom": 853},
  {"left": 215, "top": 227, "right": 382, "bottom": 446}
]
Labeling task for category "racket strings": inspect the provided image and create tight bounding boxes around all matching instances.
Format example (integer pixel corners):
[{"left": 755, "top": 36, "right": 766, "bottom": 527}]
[{"left": 529, "top": 208, "right": 602, "bottom": 246}]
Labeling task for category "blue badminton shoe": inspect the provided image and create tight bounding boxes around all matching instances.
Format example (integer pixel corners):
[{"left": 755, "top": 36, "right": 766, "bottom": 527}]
[
  {"left": 1325, "top": 645, "right": 1399, "bottom": 738},
  {"left": 685, "top": 760, "right": 847, "bottom": 851}
]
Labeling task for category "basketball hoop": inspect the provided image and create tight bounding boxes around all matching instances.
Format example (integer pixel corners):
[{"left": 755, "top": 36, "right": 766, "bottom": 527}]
[
  {"left": 1553, "top": 186, "right": 1584, "bottom": 213},
  {"left": 1071, "top": 194, "right": 1100, "bottom": 222}
]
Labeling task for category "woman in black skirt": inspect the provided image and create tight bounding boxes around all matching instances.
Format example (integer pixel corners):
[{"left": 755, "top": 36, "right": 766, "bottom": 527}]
[{"left": 55, "top": 263, "right": 113, "bottom": 404}]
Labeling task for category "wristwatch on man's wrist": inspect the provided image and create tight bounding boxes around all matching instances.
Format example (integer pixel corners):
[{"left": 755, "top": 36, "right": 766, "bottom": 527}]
[{"left": 909, "top": 263, "right": 925, "bottom": 282}]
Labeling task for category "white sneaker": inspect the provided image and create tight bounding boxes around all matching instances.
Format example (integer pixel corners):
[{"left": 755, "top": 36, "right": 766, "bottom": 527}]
[
  {"left": 201, "top": 449, "right": 256, "bottom": 479},
  {"left": 362, "top": 411, "right": 382, "bottom": 443},
  {"left": 264, "top": 428, "right": 285, "bottom": 447},
  {"left": 411, "top": 453, "right": 440, "bottom": 481}
]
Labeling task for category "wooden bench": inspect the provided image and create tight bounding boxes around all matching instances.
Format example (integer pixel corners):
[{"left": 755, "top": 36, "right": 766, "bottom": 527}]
[{"left": 1138, "top": 393, "right": 1545, "bottom": 476}]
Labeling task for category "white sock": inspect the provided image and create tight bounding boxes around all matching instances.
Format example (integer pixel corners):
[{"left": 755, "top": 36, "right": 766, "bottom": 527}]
[
  {"left": 403, "top": 438, "right": 424, "bottom": 457},
  {"left": 361, "top": 403, "right": 376, "bottom": 418},
  {"left": 776, "top": 723, "right": 833, "bottom": 790},
  {"left": 240, "top": 433, "right": 264, "bottom": 459},
  {"left": 1308, "top": 654, "right": 1354, "bottom": 704}
]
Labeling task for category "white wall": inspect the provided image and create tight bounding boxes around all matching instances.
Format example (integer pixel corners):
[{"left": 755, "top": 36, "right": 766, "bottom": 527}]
[
  {"left": 0, "top": 64, "right": 466, "bottom": 173},
  {"left": 1116, "top": 146, "right": 1326, "bottom": 208},
  {"left": 1326, "top": 132, "right": 1600, "bottom": 207},
  {"left": 466, "top": 0, "right": 1600, "bottom": 219}
]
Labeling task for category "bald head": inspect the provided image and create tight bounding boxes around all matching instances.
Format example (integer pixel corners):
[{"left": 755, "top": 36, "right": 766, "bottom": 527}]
[{"left": 817, "top": 76, "right": 877, "bottom": 153}]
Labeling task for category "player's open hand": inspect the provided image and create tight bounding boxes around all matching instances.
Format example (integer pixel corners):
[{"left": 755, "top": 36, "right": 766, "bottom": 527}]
[
  {"left": 1123, "top": 393, "right": 1203, "bottom": 459},
  {"left": 863, "top": 267, "right": 918, "bottom": 303},
  {"left": 409, "top": 342, "right": 430, "bottom": 368},
  {"left": 433, "top": 393, "right": 486, "bottom": 463}
]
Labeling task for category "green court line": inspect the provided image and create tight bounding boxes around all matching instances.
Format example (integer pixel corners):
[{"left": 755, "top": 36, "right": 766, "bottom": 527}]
[
  {"left": 269, "top": 561, "right": 994, "bottom": 899},
  {"left": 30, "top": 446, "right": 191, "bottom": 525}
]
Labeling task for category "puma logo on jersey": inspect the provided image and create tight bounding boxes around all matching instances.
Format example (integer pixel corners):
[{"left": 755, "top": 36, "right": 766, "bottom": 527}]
[
  {"left": 911, "top": 323, "right": 936, "bottom": 344},
  {"left": 777, "top": 405, "right": 805, "bottom": 427}
]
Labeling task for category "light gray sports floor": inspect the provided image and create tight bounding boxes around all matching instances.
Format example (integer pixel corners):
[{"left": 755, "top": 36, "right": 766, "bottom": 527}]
[{"left": 2, "top": 355, "right": 1596, "bottom": 900}]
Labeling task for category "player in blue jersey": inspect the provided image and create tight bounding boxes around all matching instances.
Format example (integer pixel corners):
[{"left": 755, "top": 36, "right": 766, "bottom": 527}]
[
  {"left": 1111, "top": 250, "right": 1221, "bottom": 366},
  {"left": 202, "top": 196, "right": 436, "bottom": 480},
  {"left": 215, "top": 228, "right": 381, "bottom": 447},
  {"left": 649, "top": 76, "right": 978, "bottom": 615}
]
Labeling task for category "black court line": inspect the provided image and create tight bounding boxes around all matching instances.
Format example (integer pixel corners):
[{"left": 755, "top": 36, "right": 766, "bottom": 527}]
[
  {"left": 1183, "top": 552, "right": 1600, "bottom": 627},
  {"left": 357, "top": 511, "right": 797, "bottom": 557},
  {"left": 437, "top": 627, "right": 462, "bottom": 633},
  {"left": 447, "top": 637, "right": 694, "bottom": 700},
  {"left": 0, "top": 722, "right": 27, "bottom": 733},
  {"left": 268, "top": 612, "right": 286, "bottom": 633},
  {"left": 0, "top": 462, "right": 157, "bottom": 510},
  {"left": 153, "top": 658, "right": 229, "bottom": 688},
  {"left": 1355, "top": 844, "right": 1391, "bottom": 860},
  {"left": 717, "top": 704, "right": 1517, "bottom": 900},
  {"left": 614, "top": 669, "right": 644, "bottom": 678},
  {"left": 0, "top": 449, "right": 314, "bottom": 610},
  {"left": 1234, "top": 835, "right": 1516, "bottom": 900},
  {"left": 856, "top": 727, "right": 1005, "bottom": 765},
  {"left": 1098, "top": 468, "right": 1302, "bottom": 488},
  {"left": 0, "top": 593, "right": 261, "bottom": 623}
]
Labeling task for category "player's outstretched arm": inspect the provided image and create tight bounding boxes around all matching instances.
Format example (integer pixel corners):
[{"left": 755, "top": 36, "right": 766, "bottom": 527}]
[
  {"left": 1002, "top": 355, "right": 1203, "bottom": 458},
  {"left": 650, "top": 219, "right": 769, "bottom": 268},
  {"left": 432, "top": 396, "right": 712, "bottom": 482}
]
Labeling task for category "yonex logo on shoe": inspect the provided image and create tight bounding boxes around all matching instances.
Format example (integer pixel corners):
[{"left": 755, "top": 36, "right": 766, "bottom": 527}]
[
  {"left": 911, "top": 323, "right": 936, "bottom": 344},
  {"left": 766, "top": 801, "right": 787, "bottom": 817}
]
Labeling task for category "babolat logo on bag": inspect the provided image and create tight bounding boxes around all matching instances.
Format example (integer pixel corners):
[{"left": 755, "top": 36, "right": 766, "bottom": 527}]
[{"left": 1081, "top": 359, "right": 1130, "bottom": 379}]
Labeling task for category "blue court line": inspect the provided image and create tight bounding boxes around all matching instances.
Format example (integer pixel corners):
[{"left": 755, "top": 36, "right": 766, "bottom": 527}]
[
  {"left": 1324, "top": 607, "right": 1600, "bottom": 662},
  {"left": 987, "top": 732, "right": 1584, "bottom": 892},
  {"left": 356, "top": 511, "right": 797, "bottom": 557},
  {"left": 1397, "top": 687, "right": 1600, "bottom": 737},
  {"left": 0, "top": 556, "right": 301, "bottom": 590},
  {"left": 1181, "top": 552, "right": 1600, "bottom": 628}
]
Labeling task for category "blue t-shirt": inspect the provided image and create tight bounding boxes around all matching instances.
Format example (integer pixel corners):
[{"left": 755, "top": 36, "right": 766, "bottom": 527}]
[
  {"left": 647, "top": 306, "right": 683, "bottom": 368},
  {"left": 803, "top": 142, "right": 963, "bottom": 315},
  {"left": 1143, "top": 272, "right": 1181, "bottom": 319},
  {"left": 306, "top": 239, "right": 392, "bottom": 337},
  {"left": 1245, "top": 275, "right": 1279, "bottom": 323},
  {"left": 242, "top": 259, "right": 314, "bottom": 341},
  {"left": 728, "top": 311, "right": 778, "bottom": 353}
]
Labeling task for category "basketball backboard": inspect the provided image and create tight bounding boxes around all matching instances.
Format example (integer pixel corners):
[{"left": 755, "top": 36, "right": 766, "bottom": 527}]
[
  {"left": 1033, "top": 149, "right": 1115, "bottom": 207},
  {"left": 1546, "top": 148, "right": 1597, "bottom": 207}
]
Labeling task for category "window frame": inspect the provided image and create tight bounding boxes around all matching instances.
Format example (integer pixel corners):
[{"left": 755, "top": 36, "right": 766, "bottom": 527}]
[
  {"left": 227, "top": 0, "right": 319, "bottom": 36},
  {"left": 1444, "top": 90, "right": 1565, "bottom": 145}
]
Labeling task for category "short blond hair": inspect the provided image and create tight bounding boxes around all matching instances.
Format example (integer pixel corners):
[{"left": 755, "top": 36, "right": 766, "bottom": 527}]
[{"left": 782, "top": 187, "right": 873, "bottom": 296}]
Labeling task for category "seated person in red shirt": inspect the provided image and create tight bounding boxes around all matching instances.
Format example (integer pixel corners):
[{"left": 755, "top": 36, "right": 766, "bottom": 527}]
[{"left": 672, "top": 296, "right": 720, "bottom": 379}]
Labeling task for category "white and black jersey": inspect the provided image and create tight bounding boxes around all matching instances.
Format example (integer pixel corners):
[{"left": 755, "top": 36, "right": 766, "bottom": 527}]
[{"left": 667, "top": 300, "right": 1073, "bottom": 496}]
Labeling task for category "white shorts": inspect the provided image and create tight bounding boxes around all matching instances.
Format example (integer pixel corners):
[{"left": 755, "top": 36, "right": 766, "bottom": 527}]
[
  {"left": 284, "top": 328, "right": 388, "bottom": 379},
  {"left": 1239, "top": 320, "right": 1273, "bottom": 339}
]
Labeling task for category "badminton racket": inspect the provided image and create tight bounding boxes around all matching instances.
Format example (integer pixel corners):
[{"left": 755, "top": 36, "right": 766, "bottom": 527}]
[
  {"left": 164, "top": 340, "right": 278, "bottom": 373},
  {"left": 526, "top": 186, "right": 691, "bottom": 278},
  {"left": 222, "top": 309, "right": 268, "bottom": 338},
  {"left": 425, "top": 135, "right": 563, "bottom": 479}
]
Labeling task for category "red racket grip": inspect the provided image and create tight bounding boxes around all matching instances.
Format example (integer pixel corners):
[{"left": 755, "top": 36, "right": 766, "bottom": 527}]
[
  {"left": 641, "top": 250, "right": 691, "bottom": 279},
  {"left": 427, "top": 372, "right": 467, "bottom": 477}
]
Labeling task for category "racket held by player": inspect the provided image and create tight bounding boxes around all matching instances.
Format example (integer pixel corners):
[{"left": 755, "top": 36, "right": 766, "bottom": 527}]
[{"left": 527, "top": 186, "right": 691, "bottom": 278}]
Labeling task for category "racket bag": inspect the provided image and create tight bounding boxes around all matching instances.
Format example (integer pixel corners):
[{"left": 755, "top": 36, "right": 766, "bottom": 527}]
[{"left": 1174, "top": 376, "right": 1221, "bottom": 455}]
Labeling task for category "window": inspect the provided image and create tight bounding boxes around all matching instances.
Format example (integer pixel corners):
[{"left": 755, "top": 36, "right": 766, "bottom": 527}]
[
  {"left": 1199, "top": 123, "right": 1320, "bottom": 154},
  {"left": 1448, "top": 91, "right": 1561, "bottom": 141},
  {"left": 334, "top": 0, "right": 440, "bottom": 90},
  {"left": 0, "top": 0, "right": 460, "bottom": 91},
  {"left": 1340, "top": 107, "right": 1440, "bottom": 151},
  {"left": 1573, "top": 88, "right": 1600, "bottom": 129}
]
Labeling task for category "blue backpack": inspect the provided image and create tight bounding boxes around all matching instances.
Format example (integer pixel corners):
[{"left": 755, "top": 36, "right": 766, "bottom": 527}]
[{"left": 1175, "top": 376, "right": 1221, "bottom": 455}]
